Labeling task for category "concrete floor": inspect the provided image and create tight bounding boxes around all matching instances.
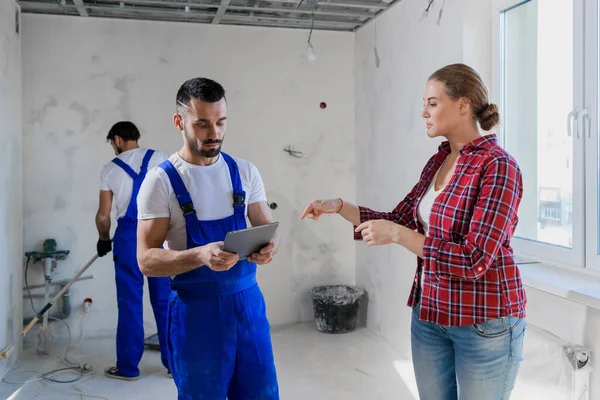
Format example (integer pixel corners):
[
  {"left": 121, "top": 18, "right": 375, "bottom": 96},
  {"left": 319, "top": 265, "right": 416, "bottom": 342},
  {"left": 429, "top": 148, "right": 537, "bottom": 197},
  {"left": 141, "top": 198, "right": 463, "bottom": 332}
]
[
  {"left": 0, "top": 321, "right": 575, "bottom": 400},
  {"left": 0, "top": 323, "right": 417, "bottom": 400}
]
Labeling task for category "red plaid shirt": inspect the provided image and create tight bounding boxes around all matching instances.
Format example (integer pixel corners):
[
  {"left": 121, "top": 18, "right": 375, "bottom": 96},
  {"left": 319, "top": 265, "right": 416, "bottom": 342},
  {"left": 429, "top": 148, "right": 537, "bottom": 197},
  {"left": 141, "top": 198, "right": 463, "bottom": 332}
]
[{"left": 355, "top": 134, "right": 527, "bottom": 326}]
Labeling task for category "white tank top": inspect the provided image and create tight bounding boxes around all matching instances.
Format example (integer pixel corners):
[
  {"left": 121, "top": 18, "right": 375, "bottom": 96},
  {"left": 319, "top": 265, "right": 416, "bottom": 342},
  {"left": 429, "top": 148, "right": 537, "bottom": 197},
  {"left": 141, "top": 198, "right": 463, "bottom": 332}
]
[
  {"left": 417, "top": 169, "right": 446, "bottom": 288},
  {"left": 417, "top": 169, "right": 446, "bottom": 235}
]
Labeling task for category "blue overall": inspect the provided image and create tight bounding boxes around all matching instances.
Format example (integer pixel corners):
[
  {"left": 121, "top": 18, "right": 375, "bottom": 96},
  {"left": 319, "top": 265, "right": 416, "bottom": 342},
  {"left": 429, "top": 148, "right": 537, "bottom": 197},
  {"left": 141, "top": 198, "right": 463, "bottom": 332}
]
[
  {"left": 112, "top": 149, "right": 171, "bottom": 377},
  {"left": 159, "top": 152, "right": 279, "bottom": 400}
]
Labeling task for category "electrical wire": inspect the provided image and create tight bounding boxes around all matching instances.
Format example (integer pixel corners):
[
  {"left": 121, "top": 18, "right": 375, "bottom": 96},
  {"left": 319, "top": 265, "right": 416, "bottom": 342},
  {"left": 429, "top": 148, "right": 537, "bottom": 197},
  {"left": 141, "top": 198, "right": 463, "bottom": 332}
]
[
  {"left": 421, "top": 0, "right": 434, "bottom": 19},
  {"left": 8, "top": 317, "right": 108, "bottom": 399},
  {"left": 425, "top": 0, "right": 434, "bottom": 12},
  {"left": 437, "top": 0, "right": 446, "bottom": 25},
  {"left": 421, "top": 0, "right": 446, "bottom": 25},
  {"left": 283, "top": 146, "right": 304, "bottom": 158},
  {"left": 24, "top": 256, "right": 39, "bottom": 314},
  {"left": 3, "top": 317, "right": 72, "bottom": 383},
  {"left": 308, "top": 6, "right": 315, "bottom": 44},
  {"left": 69, "top": 312, "right": 87, "bottom": 355},
  {"left": 3, "top": 299, "right": 108, "bottom": 399}
]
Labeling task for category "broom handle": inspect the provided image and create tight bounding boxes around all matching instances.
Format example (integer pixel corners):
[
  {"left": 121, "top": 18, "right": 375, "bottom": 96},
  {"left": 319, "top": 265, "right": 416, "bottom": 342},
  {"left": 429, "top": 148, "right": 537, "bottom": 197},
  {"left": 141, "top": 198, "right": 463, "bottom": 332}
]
[{"left": 23, "top": 254, "right": 99, "bottom": 336}]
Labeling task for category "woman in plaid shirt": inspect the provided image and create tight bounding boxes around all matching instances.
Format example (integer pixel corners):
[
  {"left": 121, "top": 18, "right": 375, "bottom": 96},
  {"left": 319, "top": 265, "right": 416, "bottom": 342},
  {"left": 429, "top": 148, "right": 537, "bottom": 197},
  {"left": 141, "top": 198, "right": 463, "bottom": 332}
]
[{"left": 301, "top": 63, "right": 526, "bottom": 400}]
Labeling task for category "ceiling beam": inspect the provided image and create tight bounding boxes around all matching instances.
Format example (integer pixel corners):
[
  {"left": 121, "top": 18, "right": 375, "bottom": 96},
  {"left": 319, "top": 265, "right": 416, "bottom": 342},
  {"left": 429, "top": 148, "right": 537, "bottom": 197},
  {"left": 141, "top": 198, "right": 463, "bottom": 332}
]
[
  {"left": 19, "top": 1, "right": 215, "bottom": 18},
  {"left": 223, "top": 19, "right": 353, "bottom": 30},
  {"left": 267, "top": 0, "right": 388, "bottom": 9},
  {"left": 228, "top": 5, "right": 374, "bottom": 17},
  {"left": 95, "top": 0, "right": 374, "bottom": 17},
  {"left": 72, "top": 0, "right": 89, "bottom": 16},
  {"left": 19, "top": 2, "right": 71, "bottom": 11},
  {"left": 222, "top": 13, "right": 357, "bottom": 28},
  {"left": 97, "top": 0, "right": 220, "bottom": 10},
  {"left": 212, "top": 0, "right": 231, "bottom": 24}
]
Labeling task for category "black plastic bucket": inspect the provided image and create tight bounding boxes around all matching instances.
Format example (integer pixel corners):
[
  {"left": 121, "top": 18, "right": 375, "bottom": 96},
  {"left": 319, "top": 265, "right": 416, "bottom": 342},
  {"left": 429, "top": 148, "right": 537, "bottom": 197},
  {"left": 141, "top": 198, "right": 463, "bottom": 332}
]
[{"left": 309, "top": 285, "right": 365, "bottom": 334}]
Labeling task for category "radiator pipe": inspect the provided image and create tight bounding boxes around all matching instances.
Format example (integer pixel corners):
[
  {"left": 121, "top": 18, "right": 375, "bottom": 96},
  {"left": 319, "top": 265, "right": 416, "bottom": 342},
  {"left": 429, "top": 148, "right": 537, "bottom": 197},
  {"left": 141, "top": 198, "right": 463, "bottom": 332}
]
[{"left": 23, "top": 275, "right": 94, "bottom": 291}]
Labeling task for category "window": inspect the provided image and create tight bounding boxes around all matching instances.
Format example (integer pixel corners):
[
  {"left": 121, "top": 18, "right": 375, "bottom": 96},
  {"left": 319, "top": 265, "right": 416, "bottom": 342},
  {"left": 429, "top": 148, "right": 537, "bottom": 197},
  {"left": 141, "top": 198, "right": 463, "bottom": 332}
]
[{"left": 492, "top": 0, "right": 599, "bottom": 269}]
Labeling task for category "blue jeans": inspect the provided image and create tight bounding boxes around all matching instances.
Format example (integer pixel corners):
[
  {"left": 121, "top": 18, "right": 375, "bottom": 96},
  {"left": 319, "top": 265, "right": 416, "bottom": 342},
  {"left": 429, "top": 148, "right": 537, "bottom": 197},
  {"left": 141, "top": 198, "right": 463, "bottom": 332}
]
[{"left": 411, "top": 306, "right": 526, "bottom": 400}]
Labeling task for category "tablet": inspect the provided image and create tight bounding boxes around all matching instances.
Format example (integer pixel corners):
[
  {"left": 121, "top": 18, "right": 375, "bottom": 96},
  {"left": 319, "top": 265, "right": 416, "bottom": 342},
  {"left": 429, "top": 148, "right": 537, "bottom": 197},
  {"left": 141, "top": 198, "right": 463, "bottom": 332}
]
[{"left": 222, "top": 222, "right": 279, "bottom": 260}]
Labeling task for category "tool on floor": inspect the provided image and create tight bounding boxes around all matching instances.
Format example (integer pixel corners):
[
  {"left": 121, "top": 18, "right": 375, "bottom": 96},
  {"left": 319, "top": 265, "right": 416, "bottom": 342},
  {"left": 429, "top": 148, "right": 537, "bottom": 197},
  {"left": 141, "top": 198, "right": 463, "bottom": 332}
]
[{"left": 23, "top": 249, "right": 99, "bottom": 340}]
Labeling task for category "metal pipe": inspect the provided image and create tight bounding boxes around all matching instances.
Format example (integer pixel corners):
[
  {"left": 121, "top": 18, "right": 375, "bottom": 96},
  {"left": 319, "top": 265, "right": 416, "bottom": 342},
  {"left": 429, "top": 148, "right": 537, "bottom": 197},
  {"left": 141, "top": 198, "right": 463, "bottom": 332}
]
[
  {"left": 60, "top": 291, "right": 71, "bottom": 320},
  {"left": 23, "top": 275, "right": 94, "bottom": 291}
]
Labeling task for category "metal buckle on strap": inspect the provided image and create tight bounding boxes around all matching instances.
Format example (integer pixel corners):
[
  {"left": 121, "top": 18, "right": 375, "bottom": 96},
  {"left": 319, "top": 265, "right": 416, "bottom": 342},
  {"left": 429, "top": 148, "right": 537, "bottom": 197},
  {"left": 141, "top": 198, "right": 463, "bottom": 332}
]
[
  {"left": 180, "top": 202, "right": 196, "bottom": 216},
  {"left": 233, "top": 194, "right": 246, "bottom": 207}
]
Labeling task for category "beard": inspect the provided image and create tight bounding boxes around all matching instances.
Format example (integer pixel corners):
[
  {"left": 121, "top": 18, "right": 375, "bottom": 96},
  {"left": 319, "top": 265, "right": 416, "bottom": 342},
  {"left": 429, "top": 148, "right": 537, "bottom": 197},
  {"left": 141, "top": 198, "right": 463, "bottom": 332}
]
[{"left": 184, "top": 129, "right": 223, "bottom": 158}]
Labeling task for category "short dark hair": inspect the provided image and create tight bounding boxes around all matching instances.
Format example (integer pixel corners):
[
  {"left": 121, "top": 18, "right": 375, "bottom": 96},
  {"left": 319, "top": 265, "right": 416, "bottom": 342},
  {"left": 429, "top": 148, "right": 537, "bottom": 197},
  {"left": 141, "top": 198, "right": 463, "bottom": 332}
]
[
  {"left": 176, "top": 77, "right": 226, "bottom": 115},
  {"left": 106, "top": 121, "right": 141, "bottom": 142}
]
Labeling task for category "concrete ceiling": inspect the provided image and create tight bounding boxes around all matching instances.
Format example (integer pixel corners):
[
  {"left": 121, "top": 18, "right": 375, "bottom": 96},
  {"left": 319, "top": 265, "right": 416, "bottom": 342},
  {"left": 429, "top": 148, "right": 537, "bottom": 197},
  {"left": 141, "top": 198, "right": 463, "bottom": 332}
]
[{"left": 17, "top": 0, "right": 399, "bottom": 32}]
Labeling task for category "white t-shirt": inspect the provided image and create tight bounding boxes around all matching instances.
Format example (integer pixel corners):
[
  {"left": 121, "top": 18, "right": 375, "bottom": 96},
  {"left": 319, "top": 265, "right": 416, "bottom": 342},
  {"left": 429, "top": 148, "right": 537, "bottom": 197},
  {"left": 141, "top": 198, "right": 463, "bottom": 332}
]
[
  {"left": 417, "top": 168, "right": 446, "bottom": 288},
  {"left": 100, "top": 148, "right": 169, "bottom": 219},
  {"left": 137, "top": 153, "right": 267, "bottom": 251}
]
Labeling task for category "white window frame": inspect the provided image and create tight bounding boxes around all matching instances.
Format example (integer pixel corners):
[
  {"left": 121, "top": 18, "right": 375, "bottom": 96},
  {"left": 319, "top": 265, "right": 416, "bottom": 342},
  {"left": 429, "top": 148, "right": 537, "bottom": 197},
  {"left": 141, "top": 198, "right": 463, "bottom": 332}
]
[
  {"left": 584, "top": 0, "right": 600, "bottom": 271},
  {"left": 490, "top": 0, "right": 587, "bottom": 268}
]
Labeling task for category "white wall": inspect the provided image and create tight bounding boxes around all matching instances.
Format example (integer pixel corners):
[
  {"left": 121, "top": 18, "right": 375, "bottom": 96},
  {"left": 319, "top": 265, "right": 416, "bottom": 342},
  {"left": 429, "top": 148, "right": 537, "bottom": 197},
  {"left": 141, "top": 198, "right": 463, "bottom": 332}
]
[
  {"left": 21, "top": 14, "right": 355, "bottom": 340},
  {"left": 0, "top": 0, "right": 22, "bottom": 376},
  {"left": 354, "top": 0, "right": 464, "bottom": 357}
]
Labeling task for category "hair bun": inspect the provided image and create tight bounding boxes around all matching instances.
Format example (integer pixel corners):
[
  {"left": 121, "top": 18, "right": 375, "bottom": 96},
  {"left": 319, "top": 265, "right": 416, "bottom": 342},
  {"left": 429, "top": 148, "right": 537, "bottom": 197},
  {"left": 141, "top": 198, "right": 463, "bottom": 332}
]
[{"left": 478, "top": 103, "right": 499, "bottom": 131}]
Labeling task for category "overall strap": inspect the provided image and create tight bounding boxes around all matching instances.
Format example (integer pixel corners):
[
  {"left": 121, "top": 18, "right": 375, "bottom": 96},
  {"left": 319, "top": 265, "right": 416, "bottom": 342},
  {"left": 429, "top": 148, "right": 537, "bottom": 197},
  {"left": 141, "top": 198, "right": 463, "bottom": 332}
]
[
  {"left": 138, "top": 149, "right": 155, "bottom": 179},
  {"left": 158, "top": 160, "right": 202, "bottom": 240},
  {"left": 112, "top": 158, "right": 137, "bottom": 179},
  {"left": 221, "top": 152, "right": 246, "bottom": 217},
  {"left": 123, "top": 149, "right": 157, "bottom": 220}
]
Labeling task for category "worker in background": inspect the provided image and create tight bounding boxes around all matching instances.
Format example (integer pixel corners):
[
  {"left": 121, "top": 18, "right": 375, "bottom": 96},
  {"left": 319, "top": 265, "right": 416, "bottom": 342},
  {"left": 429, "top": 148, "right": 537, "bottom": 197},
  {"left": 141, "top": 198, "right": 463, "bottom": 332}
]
[
  {"left": 136, "top": 77, "right": 280, "bottom": 399},
  {"left": 95, "top": 121, "right": 171, "bottom": 380}
]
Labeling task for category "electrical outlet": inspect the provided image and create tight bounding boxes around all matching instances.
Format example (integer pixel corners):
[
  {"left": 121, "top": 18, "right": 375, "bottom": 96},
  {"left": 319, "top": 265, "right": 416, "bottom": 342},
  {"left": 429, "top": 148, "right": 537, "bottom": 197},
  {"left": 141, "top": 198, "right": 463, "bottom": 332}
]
[{"left": 83, "top": 298, "right": 93, "bottom": 313}]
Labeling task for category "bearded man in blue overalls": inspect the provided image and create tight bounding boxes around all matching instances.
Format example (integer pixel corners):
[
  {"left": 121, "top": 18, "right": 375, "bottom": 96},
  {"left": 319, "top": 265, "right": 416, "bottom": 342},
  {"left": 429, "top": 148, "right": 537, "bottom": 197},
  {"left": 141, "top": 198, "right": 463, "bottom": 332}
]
[{"left": 136, "top": 77, "right": 280, "bottom": 399}]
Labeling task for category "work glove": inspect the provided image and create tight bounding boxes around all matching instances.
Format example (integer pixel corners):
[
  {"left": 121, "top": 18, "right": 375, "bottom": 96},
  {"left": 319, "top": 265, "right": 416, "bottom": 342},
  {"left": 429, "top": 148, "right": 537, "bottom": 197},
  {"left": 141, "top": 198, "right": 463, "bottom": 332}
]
[{"left": 97, "top": 239, "right": 112, "bottom": 257}]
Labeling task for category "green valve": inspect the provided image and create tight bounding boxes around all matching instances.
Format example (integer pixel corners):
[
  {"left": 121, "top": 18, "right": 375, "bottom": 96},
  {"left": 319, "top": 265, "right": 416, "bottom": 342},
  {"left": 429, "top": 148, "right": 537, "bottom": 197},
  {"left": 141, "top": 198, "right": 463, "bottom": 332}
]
[{"left": 25, "top": 238, "right": 70, "bottom": 261}]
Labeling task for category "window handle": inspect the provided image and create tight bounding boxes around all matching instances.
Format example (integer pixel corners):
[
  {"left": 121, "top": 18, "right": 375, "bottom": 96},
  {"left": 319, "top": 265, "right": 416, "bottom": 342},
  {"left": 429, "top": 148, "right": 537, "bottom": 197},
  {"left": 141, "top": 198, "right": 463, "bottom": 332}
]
[
  {"left": 578, "top": 108, "right": 591, "bottom": 138},
  {"left": 567, "top": 109, "right": 579, "bottom": 138}
]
